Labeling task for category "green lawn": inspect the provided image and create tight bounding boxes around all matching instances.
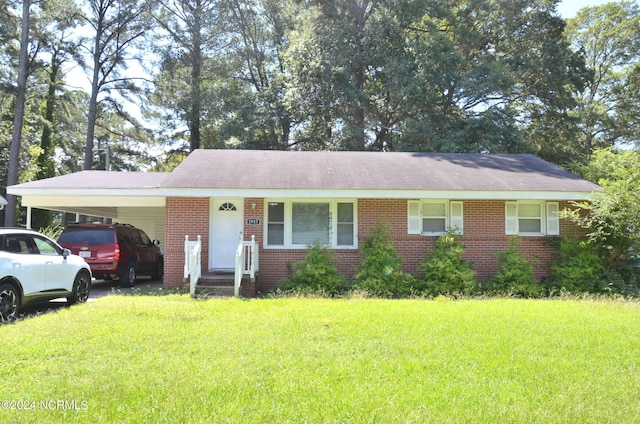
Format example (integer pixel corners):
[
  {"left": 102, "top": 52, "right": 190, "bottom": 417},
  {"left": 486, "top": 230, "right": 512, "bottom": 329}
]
[{"left": 1, "top": 295, "right": 639, "bottom": 423}]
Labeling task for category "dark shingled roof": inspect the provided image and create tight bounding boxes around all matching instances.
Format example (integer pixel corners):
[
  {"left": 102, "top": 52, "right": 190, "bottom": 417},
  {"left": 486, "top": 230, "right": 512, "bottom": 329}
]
[
  {"left": 164, "top": 150, "right": 600, "bottom": 193},
  {"left": 12, "top": 171, "right": 169, "bottom": 189}
]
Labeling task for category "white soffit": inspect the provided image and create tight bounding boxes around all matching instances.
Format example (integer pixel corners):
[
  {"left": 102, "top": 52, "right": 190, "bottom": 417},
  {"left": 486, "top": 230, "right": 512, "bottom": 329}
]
[{"left": 18, "top": 194, "right": 165, "bottom": 208}]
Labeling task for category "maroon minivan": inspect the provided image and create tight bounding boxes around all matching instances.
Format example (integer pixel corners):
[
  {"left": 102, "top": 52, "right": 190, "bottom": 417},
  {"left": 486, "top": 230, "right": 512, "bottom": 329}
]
[{"left": 58, "top": 223, "right": 163, "bottom": 287}]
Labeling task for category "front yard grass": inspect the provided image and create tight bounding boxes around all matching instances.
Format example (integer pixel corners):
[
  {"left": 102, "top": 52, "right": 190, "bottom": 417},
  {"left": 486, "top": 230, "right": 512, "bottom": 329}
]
[{"left": 1, "top": 295, "right": 639, "bottom": 423}]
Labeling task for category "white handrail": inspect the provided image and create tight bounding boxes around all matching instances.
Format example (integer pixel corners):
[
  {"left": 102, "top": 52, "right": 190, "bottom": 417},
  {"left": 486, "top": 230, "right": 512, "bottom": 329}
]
[
  {"left": 185, "top": 235, "right": 202, "bottom": 297},
  {"left": 234, "top": 242, "right": 243, "bottom": 297},
  {"left": 234, "top": 235, "right": 259, "bottom": 297}
]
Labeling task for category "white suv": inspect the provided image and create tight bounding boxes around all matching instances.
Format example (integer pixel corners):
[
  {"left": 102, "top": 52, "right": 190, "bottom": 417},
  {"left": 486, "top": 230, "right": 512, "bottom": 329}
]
[{"left": 0, "top": 228, "right": 92, "bottom": 323}]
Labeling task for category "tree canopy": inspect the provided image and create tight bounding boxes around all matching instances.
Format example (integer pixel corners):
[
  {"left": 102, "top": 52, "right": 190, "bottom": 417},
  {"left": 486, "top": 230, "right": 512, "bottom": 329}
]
[{"left": 1, "top": 0, "right": 639, "bottom": 226}]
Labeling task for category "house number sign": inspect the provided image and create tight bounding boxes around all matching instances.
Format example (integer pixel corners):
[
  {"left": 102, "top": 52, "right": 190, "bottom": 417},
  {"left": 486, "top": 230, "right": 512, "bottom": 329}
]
[{"left": 246, "top": 218, "right": 260, "bottom": 225}]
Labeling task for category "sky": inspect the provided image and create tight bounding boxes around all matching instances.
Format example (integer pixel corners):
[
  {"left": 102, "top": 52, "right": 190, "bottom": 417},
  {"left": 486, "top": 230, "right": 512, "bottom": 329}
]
[{"left": 557, "top": 0, "right": 620, "bottom": 18}]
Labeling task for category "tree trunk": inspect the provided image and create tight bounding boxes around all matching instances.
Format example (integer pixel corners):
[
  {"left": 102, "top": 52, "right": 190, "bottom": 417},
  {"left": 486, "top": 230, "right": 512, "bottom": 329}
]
[
  {"left": 84, "top": 22, "right": 104, "bottom": 170},
  {"left": 189, "top": 8, "right": 202, "bottom": 151},
  {"left": 4, "top": 0, "right": 31, "bottom": 227}
]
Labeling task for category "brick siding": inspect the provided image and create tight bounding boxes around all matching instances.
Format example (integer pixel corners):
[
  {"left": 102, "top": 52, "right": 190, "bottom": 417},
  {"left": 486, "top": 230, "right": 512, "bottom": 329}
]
[
  {"left": 164, "top": 197, "right": 210, "bottom": 289},
  {"left": 164, "top": 197, "right": 582, "bottom": 293}
]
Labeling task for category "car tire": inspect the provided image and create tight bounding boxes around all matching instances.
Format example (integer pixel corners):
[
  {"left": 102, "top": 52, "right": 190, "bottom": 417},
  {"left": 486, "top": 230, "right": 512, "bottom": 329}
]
[
  {"left": 0, "top": 283, "right": 20, "bottom": 323},
  {"left": 120, "top": 261, "right": 137, "bottom": 288},
  {"left": 151, "top": 258, "right": 164, "bottom": 281},
  {"left": 68, "top": 270, "right": 91, "bottom": 305}
]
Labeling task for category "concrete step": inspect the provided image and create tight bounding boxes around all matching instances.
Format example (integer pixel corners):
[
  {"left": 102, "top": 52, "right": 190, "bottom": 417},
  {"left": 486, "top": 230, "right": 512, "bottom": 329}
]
[
  {"left": 194, "top": 271, "right": 258, "bottom": 297},
  {"left": 195, "top": 285, "right": 235, "bottom": 297},
  {"left": 198, "top": 272, "right": 234, "bottom": 286}
]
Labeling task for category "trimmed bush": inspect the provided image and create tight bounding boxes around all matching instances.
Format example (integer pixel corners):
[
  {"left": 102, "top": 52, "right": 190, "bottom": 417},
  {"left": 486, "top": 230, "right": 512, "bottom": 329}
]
[
  {"left": 354, "top": 223, "right": 416, "bottom": 298},
  {"left": 485, "top": 237, "right": 542, "bottom": 298},
  {"left": 417, "top": 229, "right": 477, "bottom": 296},
  {"left": 278, "top": 241, "right": 347, "bottom": 296}
]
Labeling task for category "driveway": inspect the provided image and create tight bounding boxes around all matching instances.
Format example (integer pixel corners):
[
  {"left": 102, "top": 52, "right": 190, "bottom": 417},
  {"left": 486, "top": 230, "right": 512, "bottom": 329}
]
[
  {"left": 17, "top": 278, "right": 166, "bottom": 320},
  {"left": 88, "top": 278, "right": 166, "bottom": 300}
]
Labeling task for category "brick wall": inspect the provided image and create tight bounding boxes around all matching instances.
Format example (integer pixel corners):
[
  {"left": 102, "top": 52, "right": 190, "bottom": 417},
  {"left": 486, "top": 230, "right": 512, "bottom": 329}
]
[
  {"left": 164, "top": 197, "right": 210, "bottom": 288},
  {"left": 164, "top": 197, "right": 582, "bottom": 293}
]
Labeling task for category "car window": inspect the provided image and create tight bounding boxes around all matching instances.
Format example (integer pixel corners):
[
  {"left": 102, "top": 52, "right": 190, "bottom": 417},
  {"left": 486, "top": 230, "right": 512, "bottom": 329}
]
[
  {"left": 2, "top": 235, "right": 31, "bottom": 254},
  {"left": 58, "top": 228, "right": 116, "bottom": 244},
  {"left": 32, "top": 235, "right": 62, "bottom": 256},
  {"left": 133, "top": 230, "right": 147, "bottom": 245},
  {"left": 117, "top": 227, "right": 132, "bottom": 244}
]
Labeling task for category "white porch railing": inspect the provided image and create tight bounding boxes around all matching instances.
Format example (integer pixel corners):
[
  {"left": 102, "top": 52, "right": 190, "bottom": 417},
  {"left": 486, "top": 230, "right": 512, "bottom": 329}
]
[
  {"left": 185, "top": 235, "right": 202, "bottom": 297},
  {"left": 234, "top": 235, "right": 259, "bottom": 297}
]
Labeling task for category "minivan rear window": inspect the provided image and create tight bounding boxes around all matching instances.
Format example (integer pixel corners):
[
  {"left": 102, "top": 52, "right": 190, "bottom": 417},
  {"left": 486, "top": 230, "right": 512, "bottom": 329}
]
[{"left": 58, "top": 228, "right": 116, "bottom": 244}]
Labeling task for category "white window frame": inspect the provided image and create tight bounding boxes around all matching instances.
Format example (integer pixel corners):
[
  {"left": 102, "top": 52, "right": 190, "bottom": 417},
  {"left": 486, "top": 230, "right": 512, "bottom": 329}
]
[
  {"left": 264, "top": 199, "right": 358, "bottom": 248},
  {"left": 408, "top": 200, "right": 464, "bottom": 235},
  {"left": 505, "top": 201, "right": 559, "bottom": 236}
]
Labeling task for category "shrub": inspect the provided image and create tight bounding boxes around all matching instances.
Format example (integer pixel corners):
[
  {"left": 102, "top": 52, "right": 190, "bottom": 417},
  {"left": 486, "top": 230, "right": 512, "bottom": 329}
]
[
  {"left": 38, "top": 223, "right": 63, "bottom": 240},
  {"left": 485, "top": 237, "right": 542, "bottom": 298},
  {"left": 417, "top": 229, "right": 477, "bottom": 296},
  {"left": 353, "top": 223, "right": 416, "bottom": 298},
  {"left": 547, "top": 236, "right": 604, "bottom": 293},
  {"left": 277, "top": 241, "right": 347, "bottom": 296},
  {"left": 548, "top": 236, "right": 639, "bottom": 295}
]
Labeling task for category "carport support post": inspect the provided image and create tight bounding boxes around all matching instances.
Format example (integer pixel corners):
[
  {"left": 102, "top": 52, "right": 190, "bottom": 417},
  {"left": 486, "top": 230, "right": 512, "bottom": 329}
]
[{"left": 26, "top": 206, "right": 32, "bottom": 229}]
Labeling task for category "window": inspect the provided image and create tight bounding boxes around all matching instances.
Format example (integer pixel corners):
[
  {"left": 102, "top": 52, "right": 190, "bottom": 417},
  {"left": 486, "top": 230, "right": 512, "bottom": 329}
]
[
  {"left": 265, "top": 200, "right": 357, "bottom": 248},
  {"left": 32, "top": 235, "right": 61, "bottom": 255},
  {"left": 337, "top": 203, "right": 354, "bottom": 246},
  {"left": 267, "top": 202, "right": 285, "bottom": 245},
  {"left": 408, "top": 200, "right": 463, "bottom": 235},
  {"left": 3, "top": 235, "right": 30, "bottom": 254},
  {"left": 505, "top": 201, "right": 559, "bottom": 236},
  {"left": 219, "top": 202, "right": 237, "bottom": 211},
  {"left": 292, "top": 203, "right": 330, "bottom": 245}
]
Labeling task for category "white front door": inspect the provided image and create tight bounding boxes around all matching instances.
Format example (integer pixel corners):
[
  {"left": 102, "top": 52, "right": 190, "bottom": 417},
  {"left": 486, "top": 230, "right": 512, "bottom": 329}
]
[{"left": 209, "top": 199, "right": 244, "bottom": 270}]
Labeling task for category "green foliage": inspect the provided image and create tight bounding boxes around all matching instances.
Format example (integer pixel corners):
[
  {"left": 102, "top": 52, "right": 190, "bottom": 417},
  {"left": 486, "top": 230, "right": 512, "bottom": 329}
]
[
  {"left": 278, "top": 241, "right": 346, "bottom": 296},
  {"left": 485, "top": 237, "right": 542, "bottom": 298},
  {"left": 417, "top": 229, "right": 477, "bottom": 296},
  {"left": 565, "top": 1, "right": 640, "bottom": 155},
  {"left": 549, "top": 236, "right": 639, "bottom": 295},
  {"left": 278, "top": 0, "right": 582, "bottom": 151},
  {"left": 38, "top": 223, "right": 64, "bottom": 240},
  {"left": 566, "top": 148, "right": 640, "bottom": 271},
  {"left": 353, "top": 223, "right": 416, "bottom": 298},
  {"left": 548, "top": 236, "right": 605, "bottom": 293}
]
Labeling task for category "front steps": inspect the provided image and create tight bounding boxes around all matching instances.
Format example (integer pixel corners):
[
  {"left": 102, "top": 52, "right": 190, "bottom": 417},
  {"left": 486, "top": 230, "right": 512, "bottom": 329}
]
[{"left": 194, "top": 272, "right": 257, "bottom": 297}]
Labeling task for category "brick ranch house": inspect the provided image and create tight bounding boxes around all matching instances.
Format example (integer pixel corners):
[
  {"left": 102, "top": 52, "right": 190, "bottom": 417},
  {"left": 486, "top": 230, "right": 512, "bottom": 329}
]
[{"left": 8, "top": 150, "right": 601, "bottom": 295}]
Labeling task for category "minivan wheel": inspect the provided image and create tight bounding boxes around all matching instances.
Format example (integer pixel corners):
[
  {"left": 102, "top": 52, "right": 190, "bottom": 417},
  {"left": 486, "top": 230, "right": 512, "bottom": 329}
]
[
  {"left": 120, "top": 262, "right": 137, "bottom": 288},
  {"left": 68, "top": 270, "right": 91, "bottom": 305},
  {"left": 0, "top": 283, "right": 20, "bottom": 323}
]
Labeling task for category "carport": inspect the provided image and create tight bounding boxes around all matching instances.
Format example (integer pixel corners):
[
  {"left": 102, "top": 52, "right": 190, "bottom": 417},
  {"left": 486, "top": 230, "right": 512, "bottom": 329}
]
[{"left": 7, "top": 171, "right": 169, "bottom": 247}]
